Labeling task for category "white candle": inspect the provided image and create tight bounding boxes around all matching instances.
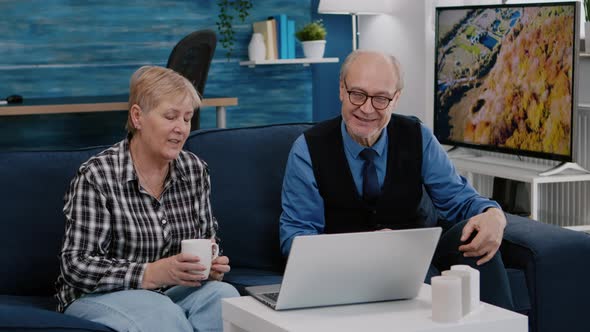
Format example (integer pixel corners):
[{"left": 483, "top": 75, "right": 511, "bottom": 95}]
[
  {"left": 442, "top": 269, "right": 471, "bottom": 315},
  {"left": 451, "top": 265, "right": 480, "bottom": 310},
  {"left": 431, "top": 275, "right": 462, "bottom": 323}
]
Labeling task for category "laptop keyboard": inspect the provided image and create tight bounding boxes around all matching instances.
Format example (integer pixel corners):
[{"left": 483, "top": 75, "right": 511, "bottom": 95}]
[{"left": 262, "top": 292, "right": 280, "bottom": 302}]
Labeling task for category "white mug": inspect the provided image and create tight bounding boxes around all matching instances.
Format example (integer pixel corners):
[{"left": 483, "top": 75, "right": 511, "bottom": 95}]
[{"left": 181, "top": 239, "right": 219, "bottom": 277}]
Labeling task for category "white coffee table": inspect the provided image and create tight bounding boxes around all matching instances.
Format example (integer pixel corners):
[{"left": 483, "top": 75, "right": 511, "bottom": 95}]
[{"left": 222, "top": 284, "right": 527, "bottom": 332}]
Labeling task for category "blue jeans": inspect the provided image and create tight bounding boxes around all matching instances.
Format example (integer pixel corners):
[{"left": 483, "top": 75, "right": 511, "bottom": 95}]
[{"left": 65, "top": 281, "right": 239, "bottom": 332}]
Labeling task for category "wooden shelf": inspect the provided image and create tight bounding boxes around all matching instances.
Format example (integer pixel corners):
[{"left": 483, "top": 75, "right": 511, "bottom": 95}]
[
  {"left": 239, "top": 57, "right": 339, "bottom": 68},
  {"left": 0, "top": 96, "right": 238, "bottom": 116}
]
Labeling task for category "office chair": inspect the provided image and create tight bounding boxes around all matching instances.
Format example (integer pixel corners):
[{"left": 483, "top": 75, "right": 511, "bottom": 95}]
[{"left": 166, "top": 29, "right": 217, "bottom": 129}]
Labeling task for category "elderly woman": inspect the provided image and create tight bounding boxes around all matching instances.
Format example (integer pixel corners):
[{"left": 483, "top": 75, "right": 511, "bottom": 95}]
[{"left": 55, "top": 66, "right": 239, "bottom": 332}]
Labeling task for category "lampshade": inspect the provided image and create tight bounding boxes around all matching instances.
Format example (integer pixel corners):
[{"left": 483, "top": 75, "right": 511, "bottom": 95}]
[
  {"left": 318, "top": 0, "right": 394, "bottom": 50},
  {"left": 318, "top": 0, "right": 394, "bottom": 15}
]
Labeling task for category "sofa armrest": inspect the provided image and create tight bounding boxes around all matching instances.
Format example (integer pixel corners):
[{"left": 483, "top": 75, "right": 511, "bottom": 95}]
[{"left": 500, "top": 213, "right": 590, "bottom": 332}]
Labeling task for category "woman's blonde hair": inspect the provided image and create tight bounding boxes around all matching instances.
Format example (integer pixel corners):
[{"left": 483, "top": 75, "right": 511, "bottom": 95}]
[{"left": 125, "top": 66, "right": 201, "bottom": 137}]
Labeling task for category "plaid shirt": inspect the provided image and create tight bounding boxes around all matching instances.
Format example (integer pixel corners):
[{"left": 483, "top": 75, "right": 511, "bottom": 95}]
[{"left": 55, "top": 138, "right": 218, "bottom": 312}]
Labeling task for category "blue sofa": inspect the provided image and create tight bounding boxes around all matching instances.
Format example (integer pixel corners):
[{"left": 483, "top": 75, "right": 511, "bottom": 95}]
[{"left": 1, "top": 123, "right": 590, "bottom": 332}]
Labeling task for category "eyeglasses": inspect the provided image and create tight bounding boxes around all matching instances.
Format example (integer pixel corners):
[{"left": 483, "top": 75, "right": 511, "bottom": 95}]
[{"left": 343, "top": 80, "right": 395, "bottom": 110}]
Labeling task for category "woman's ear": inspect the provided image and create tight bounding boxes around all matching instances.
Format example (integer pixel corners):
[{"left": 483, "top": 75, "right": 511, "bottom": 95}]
[{"left": 130, "top": 104, "right": 142, "bottom": 130}]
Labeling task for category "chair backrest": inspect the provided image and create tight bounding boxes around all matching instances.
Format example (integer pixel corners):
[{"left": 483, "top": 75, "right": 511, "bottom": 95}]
[{"left": 166, "top": 29, "right": 217, "bottom": 97}]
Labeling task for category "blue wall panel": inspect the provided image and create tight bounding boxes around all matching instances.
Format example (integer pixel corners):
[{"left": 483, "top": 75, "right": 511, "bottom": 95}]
[{"left": 0, "top": 0, "right": 322, "bottom": 149}]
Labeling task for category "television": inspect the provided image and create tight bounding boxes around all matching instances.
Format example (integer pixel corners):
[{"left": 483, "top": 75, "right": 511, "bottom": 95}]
[{"left": 434, "top": 2, "right": 580, "bottom": 162}]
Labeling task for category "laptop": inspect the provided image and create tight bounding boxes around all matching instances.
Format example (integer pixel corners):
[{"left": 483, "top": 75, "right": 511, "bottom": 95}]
[{"left": 246, "top": 227, "right": 442, "bottom": 310}]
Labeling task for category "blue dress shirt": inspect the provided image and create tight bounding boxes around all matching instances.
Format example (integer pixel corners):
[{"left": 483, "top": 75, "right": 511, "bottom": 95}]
[{"left": 279, "top": 120, "right": 499, "bottom": 256}]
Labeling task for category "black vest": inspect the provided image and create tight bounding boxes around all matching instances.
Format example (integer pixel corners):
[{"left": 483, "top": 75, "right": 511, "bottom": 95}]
[{"left": 304, "top": 115, "right": 424, "bottom": 234}]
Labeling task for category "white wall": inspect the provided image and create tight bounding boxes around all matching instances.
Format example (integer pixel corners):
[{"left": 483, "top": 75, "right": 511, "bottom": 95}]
[{"left": 358, "top": 2, "right": 429, "bottom": 127}]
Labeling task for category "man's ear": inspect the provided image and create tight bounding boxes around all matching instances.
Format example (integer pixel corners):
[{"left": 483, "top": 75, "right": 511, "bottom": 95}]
[
  {"left": 389, "top": 89, "right": 402, "bottom": 110},
  {"left": 339, "top": 80, "right": 346, "bottom": 102}
]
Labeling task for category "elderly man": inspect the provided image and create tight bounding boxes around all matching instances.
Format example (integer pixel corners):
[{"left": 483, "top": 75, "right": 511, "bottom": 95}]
[{"left": 279, "top": 50, "right": 513, "bottom": 310}]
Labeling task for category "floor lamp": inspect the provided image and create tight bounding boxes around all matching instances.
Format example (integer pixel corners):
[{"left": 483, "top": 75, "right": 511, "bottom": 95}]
[{"left": 317, "top": 0, "right": 393, "bottom": 50}]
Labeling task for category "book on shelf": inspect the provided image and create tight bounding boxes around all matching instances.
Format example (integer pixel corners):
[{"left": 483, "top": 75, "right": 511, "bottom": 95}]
[
  {"left": 287, "top": 20, "right": 295, "bottom": 59},
  {"left": 268, "top": 18, "right": 279, "bottom": 60},
  {"left": 252, "top": 19, "right": 277, "bottom": 60},
  {"left": 271, "top": 14, "right": 288, "bottom": 59}
]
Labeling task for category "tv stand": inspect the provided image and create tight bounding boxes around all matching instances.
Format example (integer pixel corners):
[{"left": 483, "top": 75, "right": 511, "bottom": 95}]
[
  {"left": 448, "top": 153, "right": 590, "bottom": 221},
  {"left": 538, "top": 162, "right": 590, "bottom": 176},
  {"left": 445, "top": 146, "right": 460, "bottom": 153}
]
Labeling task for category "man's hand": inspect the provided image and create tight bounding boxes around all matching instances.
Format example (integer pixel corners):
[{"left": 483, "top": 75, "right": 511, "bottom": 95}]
[
  {"left": 142, "top": 253, "right": 207, "bottom": 289},
  {"left": 209, "top": 256, "right": 231, "bottom": 281},
  {"left": 458, "top": 208, "right": 507, "bottom": 265}
]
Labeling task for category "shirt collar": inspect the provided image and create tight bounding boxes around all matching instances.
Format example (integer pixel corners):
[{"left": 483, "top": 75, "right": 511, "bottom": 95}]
[
  {"left": 340, "top": 119, "right": 387, "bottom": 159},
  {"left": 120, "top": 138, "right": 189, "bottom": 184},
  {"left": 120, "top": 138, "right": 136, "bottom": 183}
]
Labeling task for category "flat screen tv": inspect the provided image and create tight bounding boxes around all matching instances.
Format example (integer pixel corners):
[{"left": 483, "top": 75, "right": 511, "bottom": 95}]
[{"left": 434, "top": 2, "right": 580, "bottom": 162}]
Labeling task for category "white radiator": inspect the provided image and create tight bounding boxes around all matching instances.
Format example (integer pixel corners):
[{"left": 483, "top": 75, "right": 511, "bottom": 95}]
[{"left": 466, "top": 106, "right": 590, "bottom": 227}]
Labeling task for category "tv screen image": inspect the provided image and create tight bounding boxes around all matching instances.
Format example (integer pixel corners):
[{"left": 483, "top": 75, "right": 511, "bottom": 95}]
[{"left": 434, "top": 2, "right": 579, "bottom": 162}]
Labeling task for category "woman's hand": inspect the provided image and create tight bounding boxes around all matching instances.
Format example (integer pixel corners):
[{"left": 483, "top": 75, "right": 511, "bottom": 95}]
[
  {"left": 209, "top": 255, "right": 231, "bottom": 281},
  {"left": 142, "top": 253, "right": 207, "bottom": 289}
]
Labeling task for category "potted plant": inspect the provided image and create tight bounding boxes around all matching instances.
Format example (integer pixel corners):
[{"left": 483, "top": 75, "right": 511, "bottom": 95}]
[
  {"left": 216, "top": 0, "right": 253, "bottom": 60},
  {"left": 585, "top": 0, "right": 590, "bottom": 53},
  {"left": 295, "top": 20, "right": 327, "bottom": 58}
]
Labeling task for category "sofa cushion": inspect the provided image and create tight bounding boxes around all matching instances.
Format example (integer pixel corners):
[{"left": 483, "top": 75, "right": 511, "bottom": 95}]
[
  {"left": 0, "top": 147, "right": 106, "bottom": 296},
  {"left": 0, "top": 303, "right": 113, "bottom": 331},
  {"left": 0, "top": 294, "right": 57, "bottom": 311},
  {"left": 185, "top": 123, "right": 313, "bottom": 272}
]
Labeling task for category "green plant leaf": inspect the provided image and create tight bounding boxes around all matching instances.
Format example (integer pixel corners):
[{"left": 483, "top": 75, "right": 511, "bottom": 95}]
[
  {"left": 216, "top": 0, "right": 253, "bottom": 60},
  {"left": 295, "top": 20, "right": 327, "bottom": 42}
]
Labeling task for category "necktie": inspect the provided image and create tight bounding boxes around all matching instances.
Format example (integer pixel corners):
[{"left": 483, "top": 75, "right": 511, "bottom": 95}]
[{"left": 359, "top": 148, "right": 380, "bottom": 204}]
